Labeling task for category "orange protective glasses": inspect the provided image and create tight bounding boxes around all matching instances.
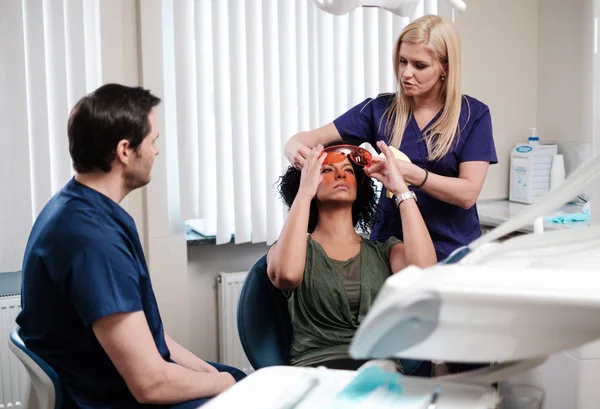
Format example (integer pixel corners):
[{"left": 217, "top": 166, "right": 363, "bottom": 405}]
[{"left": 321, "top": 145, "right": 373, "bottom": 167}]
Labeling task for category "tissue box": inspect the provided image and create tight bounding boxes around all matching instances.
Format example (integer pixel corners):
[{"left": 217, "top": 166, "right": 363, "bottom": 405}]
[{"left": 509, "top": 143, "right": 558, "bottom": 204}]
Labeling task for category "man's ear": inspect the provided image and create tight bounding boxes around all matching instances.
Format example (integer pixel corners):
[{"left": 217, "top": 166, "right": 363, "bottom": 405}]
[{"left": 114, "top": 139, "right": 131, "bottom": 166}]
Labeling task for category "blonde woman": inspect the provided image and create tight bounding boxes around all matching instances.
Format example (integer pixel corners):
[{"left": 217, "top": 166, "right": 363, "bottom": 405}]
[{"left": 284, "top": 15, "right": 497, "bottom": 263}]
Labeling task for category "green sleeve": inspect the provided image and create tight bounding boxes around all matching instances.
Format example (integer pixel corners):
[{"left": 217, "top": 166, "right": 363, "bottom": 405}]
[{"left": 378, "top": 236, "right": 402, "bottom": 261}]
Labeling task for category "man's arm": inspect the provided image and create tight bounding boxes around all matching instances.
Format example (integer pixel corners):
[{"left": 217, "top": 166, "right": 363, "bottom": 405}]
[
  {"left": 93, "top": 311, "right": 234, "bottom": 404},
  {"left": 164, "top": 333, "right": 218, "bottom": 373}
]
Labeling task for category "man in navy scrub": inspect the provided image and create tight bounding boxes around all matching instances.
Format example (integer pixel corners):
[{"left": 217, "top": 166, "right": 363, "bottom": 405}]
[{"left": 17, "top": 84, "right": 245, "bottom": 409}]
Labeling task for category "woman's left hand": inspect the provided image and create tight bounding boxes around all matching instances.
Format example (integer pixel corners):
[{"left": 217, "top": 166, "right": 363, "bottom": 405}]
[{"left": 365, "top": 141, "right": 409, "bottom": 195}]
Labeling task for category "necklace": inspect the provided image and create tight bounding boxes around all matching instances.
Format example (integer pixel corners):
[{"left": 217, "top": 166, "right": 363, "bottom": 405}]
[{"left": 413, "top": 105, "right": 442, "bottom": 131}]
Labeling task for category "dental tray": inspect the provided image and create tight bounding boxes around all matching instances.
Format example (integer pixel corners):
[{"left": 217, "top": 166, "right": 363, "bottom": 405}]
[{"left": 203, "top": 366, "right": 500, "bottom": 409}]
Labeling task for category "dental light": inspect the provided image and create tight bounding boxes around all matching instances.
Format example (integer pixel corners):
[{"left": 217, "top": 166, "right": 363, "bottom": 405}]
[{"left": 313, "top": 0, "right": 467, "bottom": 17}]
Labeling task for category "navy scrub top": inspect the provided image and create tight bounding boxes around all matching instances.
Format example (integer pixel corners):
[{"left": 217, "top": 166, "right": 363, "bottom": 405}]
[
  {"left": 333, "top": 93, "right": 498, "bottom": 261},
  {"left": 17, "top": 178, "right": 170, "bottom": 409}
]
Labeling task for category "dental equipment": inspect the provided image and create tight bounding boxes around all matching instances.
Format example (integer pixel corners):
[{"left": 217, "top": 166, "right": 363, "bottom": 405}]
[{"left": 312, "top": 0, "right": 467, "bottom": 17}]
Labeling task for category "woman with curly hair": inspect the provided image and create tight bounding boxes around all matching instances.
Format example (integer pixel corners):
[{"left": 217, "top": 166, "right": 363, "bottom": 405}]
[{"left": 267, "top": 140, "right": 436, "bottom": 370}]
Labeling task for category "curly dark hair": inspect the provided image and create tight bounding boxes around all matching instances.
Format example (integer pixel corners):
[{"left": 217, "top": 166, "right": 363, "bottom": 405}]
[{"left": 277, "top": 142, "right": 378, "bottom": 234}]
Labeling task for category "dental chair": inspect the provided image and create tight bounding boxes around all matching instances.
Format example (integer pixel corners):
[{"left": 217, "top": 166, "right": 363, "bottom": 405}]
[
  {"left": 8, "top": 328, "right": 63, "bottom": 409},
  {"left": 236, "top": 254, "right": 292, "bottom": 370},
  {"left": 236, "top": 253, "right": 425, "bottom": 374}
]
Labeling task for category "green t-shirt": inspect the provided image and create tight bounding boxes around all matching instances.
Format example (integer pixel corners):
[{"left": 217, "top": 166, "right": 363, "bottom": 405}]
[
  {"left": 329, "top": 253, "right": 361, "bottom": 318},
  {"left": 286, "top": 236, "right": 401, "bottom": 366}
]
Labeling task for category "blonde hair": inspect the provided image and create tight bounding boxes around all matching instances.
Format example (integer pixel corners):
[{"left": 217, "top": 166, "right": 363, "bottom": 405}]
[{"left": 383, "top": 15, "right": 464, "bottom": 161}]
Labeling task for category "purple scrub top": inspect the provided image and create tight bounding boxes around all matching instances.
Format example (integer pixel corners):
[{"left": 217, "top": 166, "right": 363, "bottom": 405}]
[{"left": 333, "top": 93, "right": 498, "bottom": 261}]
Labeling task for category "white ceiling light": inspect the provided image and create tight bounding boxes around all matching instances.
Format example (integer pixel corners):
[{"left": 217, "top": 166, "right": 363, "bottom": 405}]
[{"left": 313, "top": 0, "right": 467, "bottom": 17}]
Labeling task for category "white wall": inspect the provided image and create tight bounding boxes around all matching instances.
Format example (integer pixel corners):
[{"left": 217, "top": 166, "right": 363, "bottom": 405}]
[
  {"left": 448, "top": 0, "right": 540, "bottom": 200},
  {"left": 537, "top": 0, "right": 596, "bottom": 182},
  {"left": 537, "top": 0, "right": 586, "bottom": 144},
  {"left": 445, "top": 0, "right": 596, "bottom": 197},
  {"left": 187, "top": 243, "right": 269, "bottom": 361}
]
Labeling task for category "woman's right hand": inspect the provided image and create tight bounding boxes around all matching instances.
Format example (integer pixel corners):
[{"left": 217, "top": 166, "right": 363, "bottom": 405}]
[
  {"left": 285, "top": 138, "right": 313, "bottom": 170},
  {"left": 297, "top": 146, "right": 327, "bottom": 199}
]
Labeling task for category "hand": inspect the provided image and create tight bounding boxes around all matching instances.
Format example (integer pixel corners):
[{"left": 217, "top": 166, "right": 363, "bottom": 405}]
[
  {"left": 285, "top": 139, "right": 313, "bottom": 170},
  {"left": 297, "top": 146, "right": 327, "bottom": 199},
  {"left": 365, "top": 141, "right": 408, "bottom": 195},
  {"left": 217, "top": 372, "right": 236, "bottom": 393},
  {"left": 371, "top": 150, "right": 416, "bottom": 183},
  {"left": 195, "top": 359, "right": 218, "bottom": 373}
]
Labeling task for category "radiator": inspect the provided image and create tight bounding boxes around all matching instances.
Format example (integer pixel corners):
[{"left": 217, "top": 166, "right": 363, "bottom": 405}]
[
  {"left": 217, "top": 272, "right": 253, "bottom": 374},
  {"left": 0, "top": 296, "right": 26, "bottom": 408}
]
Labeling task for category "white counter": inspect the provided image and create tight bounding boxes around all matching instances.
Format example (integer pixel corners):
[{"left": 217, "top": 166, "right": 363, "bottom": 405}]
[{"left": 477, "top": 199, "right": 589, "bottom": 233}]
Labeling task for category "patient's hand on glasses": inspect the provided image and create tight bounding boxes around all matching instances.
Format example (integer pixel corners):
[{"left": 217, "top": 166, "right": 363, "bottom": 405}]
[
  {"left": 297, "top": 146, "right": 327, "bottom": 199},
  {"left": 365, "top": 141, "right": 409, "bottom": 196}
]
